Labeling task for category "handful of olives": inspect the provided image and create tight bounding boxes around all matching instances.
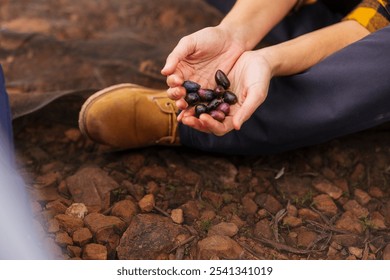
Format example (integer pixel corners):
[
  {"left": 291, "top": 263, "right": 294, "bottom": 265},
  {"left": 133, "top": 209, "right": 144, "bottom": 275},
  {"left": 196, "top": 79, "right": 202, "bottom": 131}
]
[{"left": 182, "top": 70, "right": 237, "bottom": 122}]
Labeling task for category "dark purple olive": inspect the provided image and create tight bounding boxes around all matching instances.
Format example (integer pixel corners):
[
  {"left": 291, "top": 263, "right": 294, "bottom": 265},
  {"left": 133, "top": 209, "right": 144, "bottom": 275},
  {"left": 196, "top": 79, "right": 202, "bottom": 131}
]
[
  {"left": 215, "top": 69, "right": 230, "bottom": 89},
  {"left": 216, "top": 102, "right": 230, "bottom": 115},
  {"left": 214, "top": 85, "right": 225, "bottom": 97},
  {"left": 182, "top": 73, "right": 236, "bottom": 121},
  {"left": 183, "top": 80, "right": 201, "bottom": 93},
  {"left": 185, "top": 92, "right": 200, "bottom": 106},
  {"left": 206, "top": 98, "right": 222, "bottom": 111},
  {"left": 198, "top": 88, "right": 216, "bottom": 102},
  {"left": 209, "top": 110, "right": 225, "bottom": 122},
  {"left": 223, "top": 91, "right": 237, "bottom": 105},
  {"left": 195, "top": 104, "right": 208, "bottom": 117}
]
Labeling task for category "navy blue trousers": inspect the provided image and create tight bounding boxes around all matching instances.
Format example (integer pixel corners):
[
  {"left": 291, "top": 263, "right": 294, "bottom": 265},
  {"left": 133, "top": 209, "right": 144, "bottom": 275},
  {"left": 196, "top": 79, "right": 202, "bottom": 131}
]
[
  {"left": 0, "top": 65, "right": 14, "bottom": 162},
  {"left": 179, "top": 1, "right": 390, "bottom": 155}
]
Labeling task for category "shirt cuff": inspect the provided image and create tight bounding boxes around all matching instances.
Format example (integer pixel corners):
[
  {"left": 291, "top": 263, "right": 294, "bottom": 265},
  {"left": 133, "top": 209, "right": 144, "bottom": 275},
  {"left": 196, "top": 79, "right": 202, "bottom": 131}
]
[{"left": 343, "top": 0, "right": 390, "bottom": 32}]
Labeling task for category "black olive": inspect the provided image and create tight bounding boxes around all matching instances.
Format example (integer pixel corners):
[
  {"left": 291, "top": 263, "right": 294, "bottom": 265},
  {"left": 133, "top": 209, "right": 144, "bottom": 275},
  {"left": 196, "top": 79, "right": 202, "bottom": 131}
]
[
  {"left": 215, "top": 69, "right": 230, "bottom": 89},
  {"left": 182, "top": 72, "right": 238, "bottom": 122},
  {"left": 183, "top": 80, "right": 201, "bottom": 93},
  {"left": 206, "top": 98, "right": 222, "bottom": 111},
  {"left": 216, "top": 102, "right": 230, "bottom": 115},
  {"left": 223, "top": 91, "right": 237, "bottom": 105},
  {"left": 195, "top": 104, "right": 208, "bottom": 117},
  {"left": 198, "top": 88, "right": 216, "bottom": 102},
  {"left": 184, "top": 92, "right": 200, "bottom": 106},
  {"left": 209, "top": 110, "right": 225, "bottom": 122},
  {"left": 214, "top": 85, "right": 225, "bottom": 97}
]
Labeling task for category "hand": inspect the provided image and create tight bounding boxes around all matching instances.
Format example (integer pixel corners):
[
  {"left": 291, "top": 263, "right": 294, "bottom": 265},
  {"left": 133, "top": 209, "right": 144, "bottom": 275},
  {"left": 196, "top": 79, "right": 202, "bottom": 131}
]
[
  {"left": 179, "top": 50, "right": 272, "bottom": 136},
  {"left": 161, "top": 25, "right": 246, "bottom": 110}
]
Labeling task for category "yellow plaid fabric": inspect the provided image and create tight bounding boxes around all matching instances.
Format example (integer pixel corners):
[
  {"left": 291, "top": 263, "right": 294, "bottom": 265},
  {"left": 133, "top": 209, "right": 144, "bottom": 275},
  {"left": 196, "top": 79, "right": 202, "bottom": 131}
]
[
  {"left": 294, "top": 0, "right": 390, "bottom": 32},
  {"left": 344, "top": 0, "right": 390, "bottom": 32}
]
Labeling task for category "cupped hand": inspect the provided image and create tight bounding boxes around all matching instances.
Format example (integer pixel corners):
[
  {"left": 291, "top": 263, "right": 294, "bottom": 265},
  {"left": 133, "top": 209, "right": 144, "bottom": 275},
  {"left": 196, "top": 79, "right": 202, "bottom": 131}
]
[
  {"left": 179, "top": 50, "right": 273, "bottom": 136},
  {"left": 161, "top": 25, "right": 245, "bottom": 110}
]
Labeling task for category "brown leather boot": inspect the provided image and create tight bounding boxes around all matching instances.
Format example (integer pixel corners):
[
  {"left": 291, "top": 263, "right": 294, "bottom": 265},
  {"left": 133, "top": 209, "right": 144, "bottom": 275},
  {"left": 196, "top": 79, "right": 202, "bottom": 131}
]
[{"left": 78, "top": 83, "right": 180, "bottom": 149}]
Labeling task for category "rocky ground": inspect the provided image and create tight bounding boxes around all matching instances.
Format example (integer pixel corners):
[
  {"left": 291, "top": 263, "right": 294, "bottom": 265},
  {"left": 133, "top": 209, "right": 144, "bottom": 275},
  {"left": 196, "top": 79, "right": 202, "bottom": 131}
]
[
  {"left": 12, "top": 98, "right": 390, "bottom": 260},
  {"left": 3, "top": 0, "right": 390, "bottom": 260}
]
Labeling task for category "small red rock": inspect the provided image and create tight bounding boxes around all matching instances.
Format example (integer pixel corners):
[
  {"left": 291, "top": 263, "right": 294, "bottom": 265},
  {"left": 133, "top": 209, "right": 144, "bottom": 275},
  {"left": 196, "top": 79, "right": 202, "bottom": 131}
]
[
  {"left": 313, "top": 194, "right": 338, "bottom": 216},
  {"left": 138, "top": 194, "right": 155, "bottom": 212},
  {"left": 72, "top": 227, "right": 93, "bottom": 247},
  {"left": 82, "top": 243, "right": 107, "bottom": 260}
]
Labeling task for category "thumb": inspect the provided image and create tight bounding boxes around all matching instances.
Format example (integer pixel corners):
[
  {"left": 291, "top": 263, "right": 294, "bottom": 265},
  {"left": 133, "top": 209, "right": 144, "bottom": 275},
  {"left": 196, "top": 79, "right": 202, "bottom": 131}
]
[
  {"left": 161, "top": 36, "right": 195, "bottom": 76},
  {"left": 233, "top": 90, "right": 266, "bottom": 130},
  {"left": 232, "top": 109, "right": 247, "bottom": 131}
]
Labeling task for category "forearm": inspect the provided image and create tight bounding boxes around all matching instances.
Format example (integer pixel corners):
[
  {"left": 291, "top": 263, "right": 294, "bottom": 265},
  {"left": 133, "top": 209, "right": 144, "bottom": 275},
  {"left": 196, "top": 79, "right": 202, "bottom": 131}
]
[
  {"left": 218, "top": 0, "right": 297, "bottom": 50},
  {"left": 262, "top": 20, "right": 370, "bottom": 76}
]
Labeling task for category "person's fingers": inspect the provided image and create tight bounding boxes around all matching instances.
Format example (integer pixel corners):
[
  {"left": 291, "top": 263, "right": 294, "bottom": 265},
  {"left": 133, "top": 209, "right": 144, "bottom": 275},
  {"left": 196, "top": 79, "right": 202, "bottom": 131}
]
[
  {"left": 179, "top": 107, "right": 236, "bottom": 135},
  {"left": 178, "top": 106, "right": 212, "bottom": 133},
  {"left": 181, "top": 115, "right": 210, "bottom": 133},
  {"left": 166, "top": 75, "right": 184, "bottom": 88},
  {"left": 199, "top": 114, "right": 234, "bottom": 136},
  {"left": 177, "top": 104, "right": 193, "bottom": 122},
  {"left": 167, "top": 87, "right": 185, "bottom": 100},
  {"left": 161, "top": 36, "right": 195, "bottom": 76},
  {"left": 233, "top": 89, "right": 265, "bottom": 130},
  {"left": 176, "top": 99, "right": 188, "bottom": 111},
  {"left": 177, "top": 110, "right": 185, "bottom": 122}
]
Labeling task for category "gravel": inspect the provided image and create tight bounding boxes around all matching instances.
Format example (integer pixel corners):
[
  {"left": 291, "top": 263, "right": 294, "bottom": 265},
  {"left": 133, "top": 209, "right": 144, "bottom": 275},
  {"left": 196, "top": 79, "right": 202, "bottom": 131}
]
[
  {"left": 12, "top": 101, "right": 390, "bottom": 260},
  {"left": 3, "top": 0, "right": 390, "bottom": 260}
]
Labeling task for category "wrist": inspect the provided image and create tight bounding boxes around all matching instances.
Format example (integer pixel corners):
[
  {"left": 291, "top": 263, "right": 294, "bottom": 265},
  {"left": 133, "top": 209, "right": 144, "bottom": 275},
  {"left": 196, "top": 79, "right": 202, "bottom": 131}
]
[
  {"left": 212, "top": 24, "right": 248, "bottom": 54},
  {"left": 217, "top": 0, "right": 298, "bottom": 50},
  {"left": 216, "top": 21, "right": 252, "bottom": 51},
  {"left": 254, "top": 48, "right": 280, "bottom": 77}
]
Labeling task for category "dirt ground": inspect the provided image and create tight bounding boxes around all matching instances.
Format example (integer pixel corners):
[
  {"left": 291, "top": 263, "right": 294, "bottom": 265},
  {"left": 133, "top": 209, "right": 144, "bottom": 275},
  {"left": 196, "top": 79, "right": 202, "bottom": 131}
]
[{"left": 2, "top": 0, "right": 390, "bottom": 260}]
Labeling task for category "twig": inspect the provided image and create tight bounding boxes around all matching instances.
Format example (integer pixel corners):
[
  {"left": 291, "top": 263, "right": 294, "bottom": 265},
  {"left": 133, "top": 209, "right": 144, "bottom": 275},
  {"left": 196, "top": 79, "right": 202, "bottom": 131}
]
[
  {"left": 153, "top": 205, "right": 171, "bottom": 218},
  {"left": 362, "top": 242, "right": 370, "bottom": 260},
  {"left": 307, "top": 233, "right": 332, "bottom": 251},
  {"left": 184, "top": 225, "right": 198, "bottom": 236},
  {"left": 253, "top": 236, "right": 320, "bottom": 255},
  {"left": 235, "top": 240, "right": 265, "bottom": 260},
  {"left": 306, "top": 219, "right": 355, "bottom": 235},
  {"left": 168, "top": 236, "right": 196, "bottom": 254},
  {"left": 319, "top": 234, "right": 333, "bottom": 251},
  {"left": 272, "top": 209, "right": 287, "bottom": 242},
  {"left": 299, "top": 172, "right": 319, "bottom": 177},
  {"left": 310, "top": 206, "right": 331, "bottom": 225},
  {"left": 102, "top": 205, "right": 114, "bottom": 215},
  {"left": 274, "top": 167, "right": 285, "bottom": 180},
  {"left": 175, "top": 246, "right": 185, "bottom": 260}
]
